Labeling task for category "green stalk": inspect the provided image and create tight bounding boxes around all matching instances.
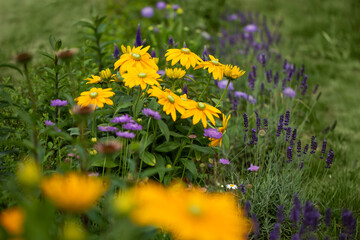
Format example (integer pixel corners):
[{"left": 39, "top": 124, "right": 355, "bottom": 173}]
[
  {"left": 198, "top": 74, "right": 212, "bottom": 101},
  {"left": 173, "top": 124, "right": 195, "bottom": 169},
  {"left": 215, "top": 80, "right": 230, "bottom": 108},
  {"left": 133, "top": 88, "right": 142, "bottom": 119}
]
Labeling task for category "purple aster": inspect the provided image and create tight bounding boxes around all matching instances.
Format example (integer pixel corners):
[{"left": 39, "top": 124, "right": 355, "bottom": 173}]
[
  {"left": 219, "top": 158, "right": 230, "bottom": 165},
  {"left": 284, "top": 87, "right": 296, "bottom": 98},
  {"left": 234, "top": 91, "right": 247, "bottom": 100},
  {"left": 123, "top": 122, "right": 142, "bottom": 131},
  {"left": 247, "top": 163, "right": 260, "bottom": 172},
  {"left": 172, "top": 4, "right": 180, "bottom": 10},
  {"left": 142, "top": 108, "right": 161, "bottom": 120},
  {"left": 45, "top": 120, "right": 55, "bottom": 126},
  {"left": 141, "top": 7, "right": 154, "bottom": 18},
  {"left": 217, "top": 80, "right": 234, "bottom": 91},
  {"left": 116, "top": 131, "right": 135, "bottom": 139},
  {"left": 50, "top": 99, "right": 68, "bottom": 107},
  {"left": 204, "top": 128, "right": 223, "bottom": 139},
  {"left": 98, "top": 126, "right": 118, "bottom": 132},
  {"left": 111, "top": 114, "right": 134, "bottom": 124},
  {"left": 244, "top": 24, "right": 258, "bottom": 32},
  {"left": 248, "top": 95, "right": 257, "bottom": 104},
  {"left": 157, "top": 70, "right": 165, "bottom": 76},
  {"left": 156, "top": 1, "right": 166, "bottom": 9}
]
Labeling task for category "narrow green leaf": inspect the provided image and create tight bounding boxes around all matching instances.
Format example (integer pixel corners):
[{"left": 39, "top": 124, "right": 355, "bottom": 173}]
[
  {"left": 181, "top": 159, "right": 198, "bottom": 177},
  {"left": 91, "top": 158, "right": 118, "bottom": 168},
  {"left": 158, "top": 120, "right": 170, "bottom": 141},
  {"left": 0, "top": 63, "right": 23, "bottom": 76},
  {"left": 37, "top": 50, "right": 55, "bottom": 61},
  {"left": 155, "top": 142, "right": 181, "bottom": 152}
]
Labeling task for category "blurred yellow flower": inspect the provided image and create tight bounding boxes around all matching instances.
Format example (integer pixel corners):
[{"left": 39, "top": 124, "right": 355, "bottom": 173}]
[
  {"left": 194, "top": 55, "right": 224, "bottom": 80},
  {"left": 0, "top": 207, "right": 25, "bottom": 236},
  {"left": 223, "top": 64, "right": 245, "bottom": 80},
  {"left": 210, "top": 114, "right": 231, "bottom": 147},
  {"left": 41, "top": 172, "right": 108, "bottom": 213},
  {"left": 114, "top": 45, "right": 158, "bottom": 74},
  {"left": 75, "top": 88, "right": 115, "bottom": 109},
  {"left": 165, "top": 68, "right": 186, "bottom": 79},
  {"left": 122, "top": 66, "right": 162, "bottom": 90},
  {"left": 181, "top": 100, "right": 221, "bottom": 128},
  {"left": 16, "top": 158, "right": 41, "bottom": 187},
  {"left": 165, "top": 48, "right": 202, "bottom": 69},
  {"left": 62, "top": 220, "right": 86, "bottom": 240}
]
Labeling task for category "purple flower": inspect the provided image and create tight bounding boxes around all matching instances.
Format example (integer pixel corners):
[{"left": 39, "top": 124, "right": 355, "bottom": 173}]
[
  {"left": 277, "top": 205, "right": 285, "bottom": 224},
  {"left": 320, "top": 139, "right": 327, "bottom": 159},
  {"left": 325, "top": 149, "right": 334, "bottom": 168},
  {"left": 284, "top": 87, "right": 296, "bottom": 98},
  {"left": 247, "top": 163, "right": 260, "bottom": 172},
  {"left": 157, "top": 70, "right": 165, "bottom": 76},
  {"left": 98, "top": 126, "right": 118, "bottom": 132},
  {"left": 182, "top": 84, "right": 188, "bottom": 95},
  {"left": 217, "top": 80, "right": 234, "bottom": 91},
  {"left": 284, "top": 109, "right": 290, "bottom": 126},
  {"left": 227, "top": 14, "right": 238, "bottom": 21},
  {"left": 303, "top": 144, "right": 309, "bottom": 155},
  {"left": 172, "top": 4, "right": 180, "bottom": 10},
  {"left": 141, "top": 7, "right": 154, "bottom": 18},
  {"left": 134, "top": 25, "right": 143, "bottom": 47},
  {"left": 297, "top": 140, "right": 302, "bottom": 157},
  {"left": 111, "top": 114, "right": 134, "bottom": 124},
  {"left": 244, "top": 24, "right": 258, "bottom": 32},
  {"left": 168, "top": 36, "right": 174, "bottom": 46},
  {"left": 286, "top": 127, "right": 292, "bottom": 141},
  {"left": 257, "top": 52, "right": 266, "bottom": 66},
  {"left": 269, "top": 223, "right": 280, "bottom": 240},
  {"left": 123, "top": 122, "right": 142, "bottom": 131},
  {"left": 325, "top": 208, "right": 331, "bottom": 227},
  {"left": 239, "top": 184, "right": 246, "bottom": 194},
  {"left": 250, "top": 128, "right": 258, "bottom": 145},
  {"left": 248, "top": 95, "right": 257, "bottom": 104},
  {"left": 142, "top": 108, "right": 161, "bottom": 120},
  {"left": 45, "top": 120, "right": 55, "bottom": 126},
  {"left": 50, "top": 99, "right": 68, "bottom": 107},
  {"left": 156, "top": 1, "right": 166, "bottom": 9},
  {"left": 264, "top": 118, "right": 268, "bottom": 130},
  {"left": 276, "top": 115, "right": 284, "bottom": 137},
  {"left": 204, "top": 128, "right": 223, "bottom": 139},
  {"left": 219, "top": 158, "right": 230, "bottom": 165},
  {"left": 292, "top": 234, "right": 300, "bottom": 240},
  {"left": 234, "top": 91, "right": 247, "bottom": 99},
  {"left": 114, "top": 44, "right": 120, "bottom": 59},
  {"left": 310, "top": 136, "right": 317, "bottom": 154},
  {"left": 341, "top": 209, "right": 356, "bottom": 236},
  {"left": 287, "top": 146, "right": 293, "bottom": 163},
  {"left": 116, "top": 131, "right": 135, "bottom": 139},
  {"left": 300, "top": 201, "right": 321, "bottom": 234},
  {"left": 243, "top": 113, "right": 248, "bottom": 132},
  {"left": 290, "top": 194, "right": 302, "bottom": 226}
]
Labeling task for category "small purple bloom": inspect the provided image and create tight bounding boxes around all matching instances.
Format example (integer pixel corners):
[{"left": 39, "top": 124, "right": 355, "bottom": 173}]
[
  {"left": 45, "top": 120, "right": 55, "bottom": 126},
  {"left": 341, "top": 209, "right": 356, "bottom": 236},
  {"left": 248, "top": 95, "right": 257, "bottom": 104},
  {"left": 113, "top": 44, "right": 120, "bottom": 59},
  {"left": 50, "top": 99, "right": 68, "bottom": 107},
  {"left": 217, "top": 80, "right": 234, "bottom": 91},
  {"left": 286, "top": 127, "right": 292, "bottom": 141},
  {"left": 247, "top": 163, "right": 260, "bottom": 172},
  {"left": 98, "top": 126, "right": 118, "bottom": 132},
  {"left": 123, "top": 122, "right": 142, "bottom": 131},
  {"left": 112, "top": 114, "right": 134, "bottom": 124},
  {"left": 284, "top": 87, "right": 296, "bottom": 98},
  {"left": 134, "top": 25, "right": 143, "bottom": 47},
  {"left": 151, "top": 49, "right": 156, "bottom": 58},
  {"left": 276, "top": 115, "right": 284, "bottom": 137},
  {"left": 284, "top": 109, "right": 290, "bottom": 126},
  {"left": 168, "top": 36, "right": 174, "bottom": 46},
  {"left": 141, "top": 7, "right": 154, "bottom": 18},
  {"left": 310, "top": 136, "right": 317, "bottom": 154},
  {"left": 227, "top": 14, "right": 238, "bottom": 21},
  {"left": 239, "top": 184, "right": 246, "bottom": 194},
  {"left": 156, "top": 1, "right": 166, "bottom": 9},
  {"left": 297, "top": 140, "right": 302, "bottom": 157},
  {"left": 290, "top": 194, "right": 302, "bottom": 226},
  {"left": 172, "top": 4, "right": 180, "bottom": 10},
  {"left": 204, "top": 128, "right": 223, "bottom": 139},
  {"left": 157, "top": 70, "right": 165, "bottom": 76},
  {"left": 116, "top": 131, "right": 135, "bottom": 139},
  {"left": 234, "top": 91, "right": 247, "bottom": 99},
  {"left": 219, "top": 158, "right": 230, "bottom": 165},
  {"left": 320, "top": 139, "right": 327, "bottom": 159},
  {"left": 300, "top": 201, "right": 321, "bottom": 234},
  {"left": 244, "top": 24, "right": 258, "bottom": 33},
  {"left": 182, "top": 84, "right": 188, "bottom": 95},
  {"left": 142, "top": 108, "right": 161, "bottom": 120}
]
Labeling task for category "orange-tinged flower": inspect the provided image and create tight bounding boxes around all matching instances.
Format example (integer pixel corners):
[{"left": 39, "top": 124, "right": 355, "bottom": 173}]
[
  {"left": 210, "top": 114, "right": 231, "bottom": 147},
  {"left": 165, "top": 48, "right": 202, "bottom": 69},
  {"left": 75, "top": 88, "right": 115, "bottom": 109},
  {"left": 181, "top": 100, "right": 221, "bottom": 128},
  {"left": 223, "top": 64, "right": 245, "bottom": 80},
  {"left": 114, "top": 45, "right": 158, "bottom": 74},
  {"left": 0, "top": 207, "right": 25, "bottom": 236},
  {"left": 194, "top": 55, "right": 224, "bottom": 80},
  {"left": 41, "top": 172, "right": 108, "bottom": 213},
  {"left": 148, "top": 87, "right": 186, "bottom": 121},
  {"left": 122, "top": 66, "right": 161, "bottom": 90}
]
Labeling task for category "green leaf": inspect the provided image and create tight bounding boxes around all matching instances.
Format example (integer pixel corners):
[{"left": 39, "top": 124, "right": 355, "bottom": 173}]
[
  {"left": 223, "top": 134, "right": 230, "bottom": 150},
  {"left": 49, "top": 34, "right": 56, "bottom": 50},
  {"left": 195, "top": 151, "right": 202, "bottom": 161},
  {"left": 55, "top": 40, "right": 62, "bottom": 51},
  {"left": 0, "top": 63, "right": 23, "bottom": 76},
  {"left": 77, "top": 19, "right": 96, "bottom": 30},
  {"left": 67, "top": 127, "right": 80, "bottom": 136},
  {"left": 37, "top": 50, "right": 55, "bottom": 61},
  {"left": 154, "top": 154, "right": 166, "bottom": 182},
  {"left": 155, "top": 142, "right": 181, "bottom": 152},
  {"left": 113, "top": 99, "right": 133, "bottom": 115},
  {"left": 141, "top": 151, "right": 156, "bottom": 166},
  {"left": 91, "top": 158, "right": 118, "bottom": 168},
  {"left": 158, "top": 120, "right": 170, "bottom": 141},
  {"left": 169, "top": 131, "right": 185, "bottom": 138},
  {"left": 185, "top": 144, "right": 210, "bottom": 153},
  {"left": 181, "top": 159, "right": 198, "bottom": 177}
]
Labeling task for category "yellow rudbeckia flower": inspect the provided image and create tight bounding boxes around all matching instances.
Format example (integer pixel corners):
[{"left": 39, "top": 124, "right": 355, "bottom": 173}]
[
  {"left": 194, "top": 55, "right": 224, "bottom": 80},
  {"left": 165, "top": 48, "right": 202, "bottom": 69},
  {"left": 0, "top": 207, "right": 25, "bottom": 237},
  {"left": 75, "top": 88, "right": 115, "bottom": 109},
  {"left": 223, "top": 64, "right": 246, "bottom": 80},
  {"left": 122, "top": 66, "right": 162, "bottom": 90},
  {"left": 181, "top": 100, "right": 221, "bottom": 128},
  {"left": 165, "top": 68, "right": 186, "bottom": 79},
  {"left": 209, "top": 114, "right": 231, "bottom": 147}
]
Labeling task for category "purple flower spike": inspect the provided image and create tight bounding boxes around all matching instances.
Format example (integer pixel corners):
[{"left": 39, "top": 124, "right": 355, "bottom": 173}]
[
  {"left": 297, "top": 140, "right": 302, "bottom": 157},
  {"left": 320, "top": 139, "right": 327, "bottom": 159},
  {"left": 168, "top": 36, "right": 174, "bottom": 46},
  {"left": 219, "top": 158, "right": 230, "bottom": 165},
  {"left": 243, "top": 113, "right": 249, "bottom": 132},
  {"left": 45, "top": 120, "right": 55, "bottom": 126},
  {"left": 98, "top": 126, "right": 118, "bottom": 132},
  {"left": 277, "top": 205, "right": 285, "bottom": 224},
  {"left": 182, "top": 83, "right": 188, "bottom": 95},
  {"left": 234, "top": 91, "right": 247, "bottom": 100},
  {"left": 287, "top": 146, "right": 293, "bottom": 163},
  {"left": 303, "top": 144, "right": 309, "bottom": 155},
  {"left": 269, "top": 223, "right": 280, "bottom": 240},
  {"left": 290, "top": 194, "right": 302, "bottom": 226},
  {"left": 141, "top": 7, "right": 154, "bottom": 18},
  {"left": 284, "top": 87, "right": 296, "bottom": 98},
  {"left": 204, "top": 128, "right": 223, "bottom": 139},
  {"left": 142, "top": 108, "right": 161, "bottom": 120},
  {"left": 300, "top": 201, "right": 321, "bottom": 234},
  {"left": 151, "top": 49, "right": 156, "bottom": 58},
  {"left": 116, "top": 131, "right": 135, "bottom": 139},
  {"left": 112, "top": 114, "right": 134, "bottom": 124},
  {"left": 247, "top": 163, "right": 260, "bottom": 172},
  {"left": 310, "top": 136, "right": 317, "bottom": 154},
  {"left": 325, "top": 149, "right": 334, "bottom": 168},
  {"left": 341, "top": 209, "right": 356, "bottom": 237},
  {"left": 50, "top": 99, "right": 68, "bottom": 107},
  {"left": 113, "top": 44, "right": 120, "bottom": 59},
  {"left": 284, "top": 109, "right": 290, "bottom": 126},
  {"left": 134, "top": 25, "right": 143, "bottom": 47},
  {"left": 123, "top": 122, "right": 142, "bottom": 131},
  {"left": 244, "top": 24, "right": 258, "bottom": 32},
  {"left": 276, "top": 115, "right": 284, "bottom": 137},
  {"left": 156, "top": 1, "right": 166, "bottom": 10},
  {"left": 325, "top": 208, "right": 331, "bottom": 227}
]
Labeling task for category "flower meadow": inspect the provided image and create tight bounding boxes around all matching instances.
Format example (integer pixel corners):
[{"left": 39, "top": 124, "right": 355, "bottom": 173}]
[{"left": 0, "top": 1, "right": 358, "bottom": 240}]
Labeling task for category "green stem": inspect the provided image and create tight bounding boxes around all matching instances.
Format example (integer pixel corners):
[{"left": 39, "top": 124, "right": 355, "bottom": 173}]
[
  {"left": 215, "top": 80, "right": 230, "bottom": 108},
  {"left": 199, "top": 74, "right": 212, "bottom": 101},
  {"left": 173, "top": 124, "right": 195, "bottom": 168},
  {"left": 139, "top": 118, "right": 152, "bottom": 178},
  {"left": 134, "top": 88, "right": 142, "bottom": 119}
]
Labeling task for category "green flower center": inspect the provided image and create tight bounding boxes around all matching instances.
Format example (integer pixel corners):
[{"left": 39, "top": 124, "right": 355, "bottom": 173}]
[
  {"left": 189, "top": 204, "right": 201, "bottom": 216},
  {"left": 211, "top": 59, "right": 220, "bottom": 66},
  {"left": 138, "top": 72, "right": 147, "bottom": 78},
  {"left": 130, "top": 53, "right": 141, "bottom": 60},
  {"left": 197, "top": 102, "right": 205, "bottom": 110},
  {"left": 167, "top": 95, "right": 175, "bottom": 103},
  {"left": 181, "top": 48, "right": 190, "bottom": 54},
  {"left": 89, "top": 92, "right": 98, "bottom": 98}
]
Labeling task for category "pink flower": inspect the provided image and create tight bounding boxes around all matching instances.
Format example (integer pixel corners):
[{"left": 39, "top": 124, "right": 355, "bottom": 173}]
[{"left": 247, "top": 164, "right": 260, "bottom": 172}]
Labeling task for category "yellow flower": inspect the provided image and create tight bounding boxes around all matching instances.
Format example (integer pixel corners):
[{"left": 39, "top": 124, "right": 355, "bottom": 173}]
[
  {"left": 223, "top": 64, "right": 245, "bottom": 80},
  {"left": 122, "top": 66, "right": 161, "bottom": 90},
  {"left": 129, "top": 182, "right": 249, "bottom": 240},
  {"left": 165, "top": 48, "right": 202, "bottom": 69},
  {"left": 99, "top": 68, "right": 112, "bottom": 80},
  {"left": 165, "top": 68, "right": 186, "bottom": 79},
  {"left": 62, "top": 220, "right": 86, "bottom": 240},
  {"left": 210, "top": 114, "right": 231, "bottom": 147},
  {"left": 85, "top": 75, "right": 102, "bottom": 84},
  {"left": 181, "top": 100, "right": 221, "bottom": 128},
  {"left": 86, "top": 69, "right": 117, "bottom": 84},
  {"left": 114, "top": 45, "right": 158, "bottom": 74},
  {"left": 41, "top": 172, "right": 108, "bottom": 213},
  {"left": 148, "top": 87, "right": 186, "bottom": 121},
  {"left": 0, "top": 207, "right": 25, "bottom": 236},
  {"left": 16, "top": 158, "right": 41, "bottom": 187},
  {"left": 75, "top": 88, "right": 115, "bottom": 109},
  {"left": 194, "top": 55, "right": 224, "bottom": 80}
]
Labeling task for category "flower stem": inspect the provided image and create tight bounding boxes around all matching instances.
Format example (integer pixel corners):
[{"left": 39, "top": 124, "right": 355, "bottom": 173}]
[
  {"left": 215, "top": 80, "right": 230, "bottom": 108},
  {"left": 199, "top": 74, "right": 212, "bottom": 101},
  {"left": 134, "top": 88, "right": 142, "bottom": 119}
]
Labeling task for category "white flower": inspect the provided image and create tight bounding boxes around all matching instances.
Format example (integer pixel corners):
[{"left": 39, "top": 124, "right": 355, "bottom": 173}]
[{"left": 226, "top": 184, "right": 238, "bottom": 190}]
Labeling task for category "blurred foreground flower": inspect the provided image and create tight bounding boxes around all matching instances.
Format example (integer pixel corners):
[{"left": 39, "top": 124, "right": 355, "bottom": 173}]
[
  {"left": 41, "top": 172, "right": 108, "bottom": 213},
  {"left": 16, "top": 158, "right": 41, "bottom": 187},
  {"left": 0, "top": 207, "right": 24, "bottom": 237},
  {"left": 114, "top": 182, "right": 249, "bottom": 240}
]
